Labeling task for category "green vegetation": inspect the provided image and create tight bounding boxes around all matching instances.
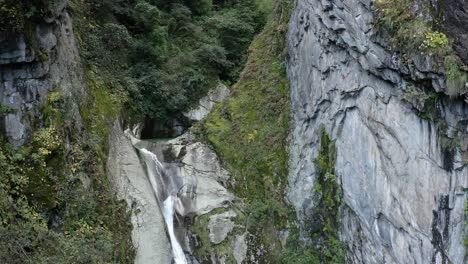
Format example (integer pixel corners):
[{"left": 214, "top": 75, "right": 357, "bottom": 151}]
[
  {"left": 70, "top": 0, "right": 271, "bottom": 126},
  {"left": 373, "top": 0, "right": 450, "bottom": 56},
  {"left": 0, "top": 0, "right": 67, "bottom": 33},
  {"left": 0, "top": 90, "right": 134, "bottom": 263},
  {"left": 190, "top": 207, "right": 244, "bottom": 261},
  {"left": 279, "top": 127, "right": 345, "bottom": 263},
  {"left": 373, "top": 0, "right": 467, "bottom": 97},
  {"left": 200, "top": 0, "right": 298, "bottom": 260},
  {"left": 444, "top": 55, "right": 468, "bottom": 97},
  {"left": 0, "top": 104, "right": 16, "bottom": 114}
]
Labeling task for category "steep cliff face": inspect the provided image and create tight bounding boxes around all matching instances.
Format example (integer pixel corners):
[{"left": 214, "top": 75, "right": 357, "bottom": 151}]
[
  {"left": 0, "top": 4, "right": 134, "bottom": 262},
  {"left": 287, "top": 0, "right": 467, "bottom": 264},
  {"left": 0, "top": 8, "right": 84, "bottom": 146}
]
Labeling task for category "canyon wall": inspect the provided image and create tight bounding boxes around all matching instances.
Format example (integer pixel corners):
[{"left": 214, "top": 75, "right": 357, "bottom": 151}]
[{"left": 287, "top": 0, "right": 467, "bottom": 263}]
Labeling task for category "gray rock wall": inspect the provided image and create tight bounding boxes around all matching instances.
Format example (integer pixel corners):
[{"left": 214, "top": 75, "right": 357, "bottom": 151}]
[
  {"left": 0, "top": 11, "right": 84, "bottom": 146},
  {"left": 286, "top": 0, "right": 467, "bottom": 263}
]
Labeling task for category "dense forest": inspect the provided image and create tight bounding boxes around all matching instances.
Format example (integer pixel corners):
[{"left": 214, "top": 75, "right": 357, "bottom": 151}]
[{"left": 72, "top": 0, "right": 272, "bottom": 122}]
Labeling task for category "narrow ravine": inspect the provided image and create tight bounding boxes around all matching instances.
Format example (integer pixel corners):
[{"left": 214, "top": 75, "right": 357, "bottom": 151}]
[{"left": 115, "top": 121, "right": 235, "bottom": 263}]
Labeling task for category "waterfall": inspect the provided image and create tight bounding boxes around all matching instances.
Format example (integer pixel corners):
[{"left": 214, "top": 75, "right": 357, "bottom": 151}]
[{"left": 139, "top": 148, "right": 188, "bottom": 264}]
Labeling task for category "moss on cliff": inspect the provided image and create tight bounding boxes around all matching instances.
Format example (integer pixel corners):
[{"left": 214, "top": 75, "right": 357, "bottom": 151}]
[
  {"left": 189, "top": 207, "right": 244, "bottom": 261},
  {"left": 373, "top": 0, "right": 468, "bottom": 98},
  {"left": 0, "top": 89, "right": 134, "bottom": 262},
  {"left": 202, "top": 0, "right": 292, "bottom": 260},
  {"left": 279, "top": 127, "right": 345, "bottom": 264}
]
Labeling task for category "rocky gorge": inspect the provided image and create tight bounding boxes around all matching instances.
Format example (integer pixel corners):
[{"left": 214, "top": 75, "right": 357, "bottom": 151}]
[
  {"left": 0, "top": 0, "right": 467, "bottom": 263},
  {"left": 287, "top": 0, "right": 467, "bottom": 263}
]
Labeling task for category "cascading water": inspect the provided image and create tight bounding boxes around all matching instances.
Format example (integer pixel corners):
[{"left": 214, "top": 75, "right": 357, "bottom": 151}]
[{"left": 139, "top": 148, "right": 188, "bottom": 264}]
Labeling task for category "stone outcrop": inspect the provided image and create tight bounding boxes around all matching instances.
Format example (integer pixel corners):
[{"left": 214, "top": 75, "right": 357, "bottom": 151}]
[
  {"left": 0, "top": 10, "right": 85, "bottom": 146},
  {"left": 287, "top": 0, "right": 467, "bottom": 263},
  {"left": 232, "top": 233, "right": 248, "bottom": 264},
  {"left": 208, "top": 211, "right": 237, "bottom": 244},
  {"left": 139, "top": 132, "right": 234, "bottom": 217},
  {"left": 184, "top": 83, "right": 230, "bottom": 122}
]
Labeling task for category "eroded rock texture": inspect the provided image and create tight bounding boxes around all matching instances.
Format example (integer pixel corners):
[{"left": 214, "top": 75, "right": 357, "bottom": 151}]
[
  {"left": 0, "top": 10, "right": 84, "bottom": 146},
  {"left": 107, "top": 122, "right": 172, "bottom": 264},
  {"left": 287, "top": 0, "right": 467, "bottom": 263}
]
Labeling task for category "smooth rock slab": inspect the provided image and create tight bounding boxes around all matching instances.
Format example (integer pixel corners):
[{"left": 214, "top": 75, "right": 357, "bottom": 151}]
[
  {"left": 208, "top": 211, "right": 237, "bottom": 244},
  {"left": 287, "top": 0, "right": 467, "bottom": 263},
  {"left": 184, "top": 83, "right": 229, "bottom": 122}
]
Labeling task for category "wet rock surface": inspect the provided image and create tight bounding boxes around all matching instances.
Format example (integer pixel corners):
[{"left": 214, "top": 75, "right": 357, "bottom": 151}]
[
  {"left": 287, "top": 0, "right": 467, "bottom": 263},
  {"left": 141, "top": 132, "right": 234, "bottom": 216},
  {"left": 112, "top": 82, "right": 243, "bottom": 262},
  {"left": 107, "top": 122, "right": 172, "bottom": 264}
]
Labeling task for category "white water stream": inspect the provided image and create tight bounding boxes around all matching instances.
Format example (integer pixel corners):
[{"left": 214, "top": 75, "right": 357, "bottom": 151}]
[{"left": 139, "top": 148, "right": 188, "bottom": 264}]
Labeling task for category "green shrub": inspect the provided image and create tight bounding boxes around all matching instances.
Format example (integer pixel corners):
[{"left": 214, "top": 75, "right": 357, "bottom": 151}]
[
  {"left": 101, "top": 23, "right": 132, "bottom": 50},
  {"left": 444, "top": 55, "right": 468, "bottom": 97},
  {"left": 195, "top": 44, "right": 233, "bottom": 72},
  {"left": 0, "top": 1, "right": 26, "bottom": 32},
  {"left": 185, "top": 0, "right": 213, "bottom": 15},
  {"left": 423, "top": 31, "right": 449, "bottom": 51},
  {"left": 279, "top": 128, "right": 345, "bottom": 264},
  {"left": 0, "top": 85, "right": 133, "bottom": 263}
]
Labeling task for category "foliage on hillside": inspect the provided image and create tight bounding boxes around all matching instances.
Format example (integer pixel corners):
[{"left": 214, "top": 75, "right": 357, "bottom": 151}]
[
  {"left": 373, "top": 0, "right": 467, "bottom": 97},
  {"left": 201, "top": 0, "right": 293, "bottom": 260},
  {"left": 201, "top": 1, "right": 349, "bottom": 261},
  {"left": 0, "top": 91, "right": 133, "bottom": 263},
  {"left": 69, "top": 0, "right": 270, "bottom": 125}
]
